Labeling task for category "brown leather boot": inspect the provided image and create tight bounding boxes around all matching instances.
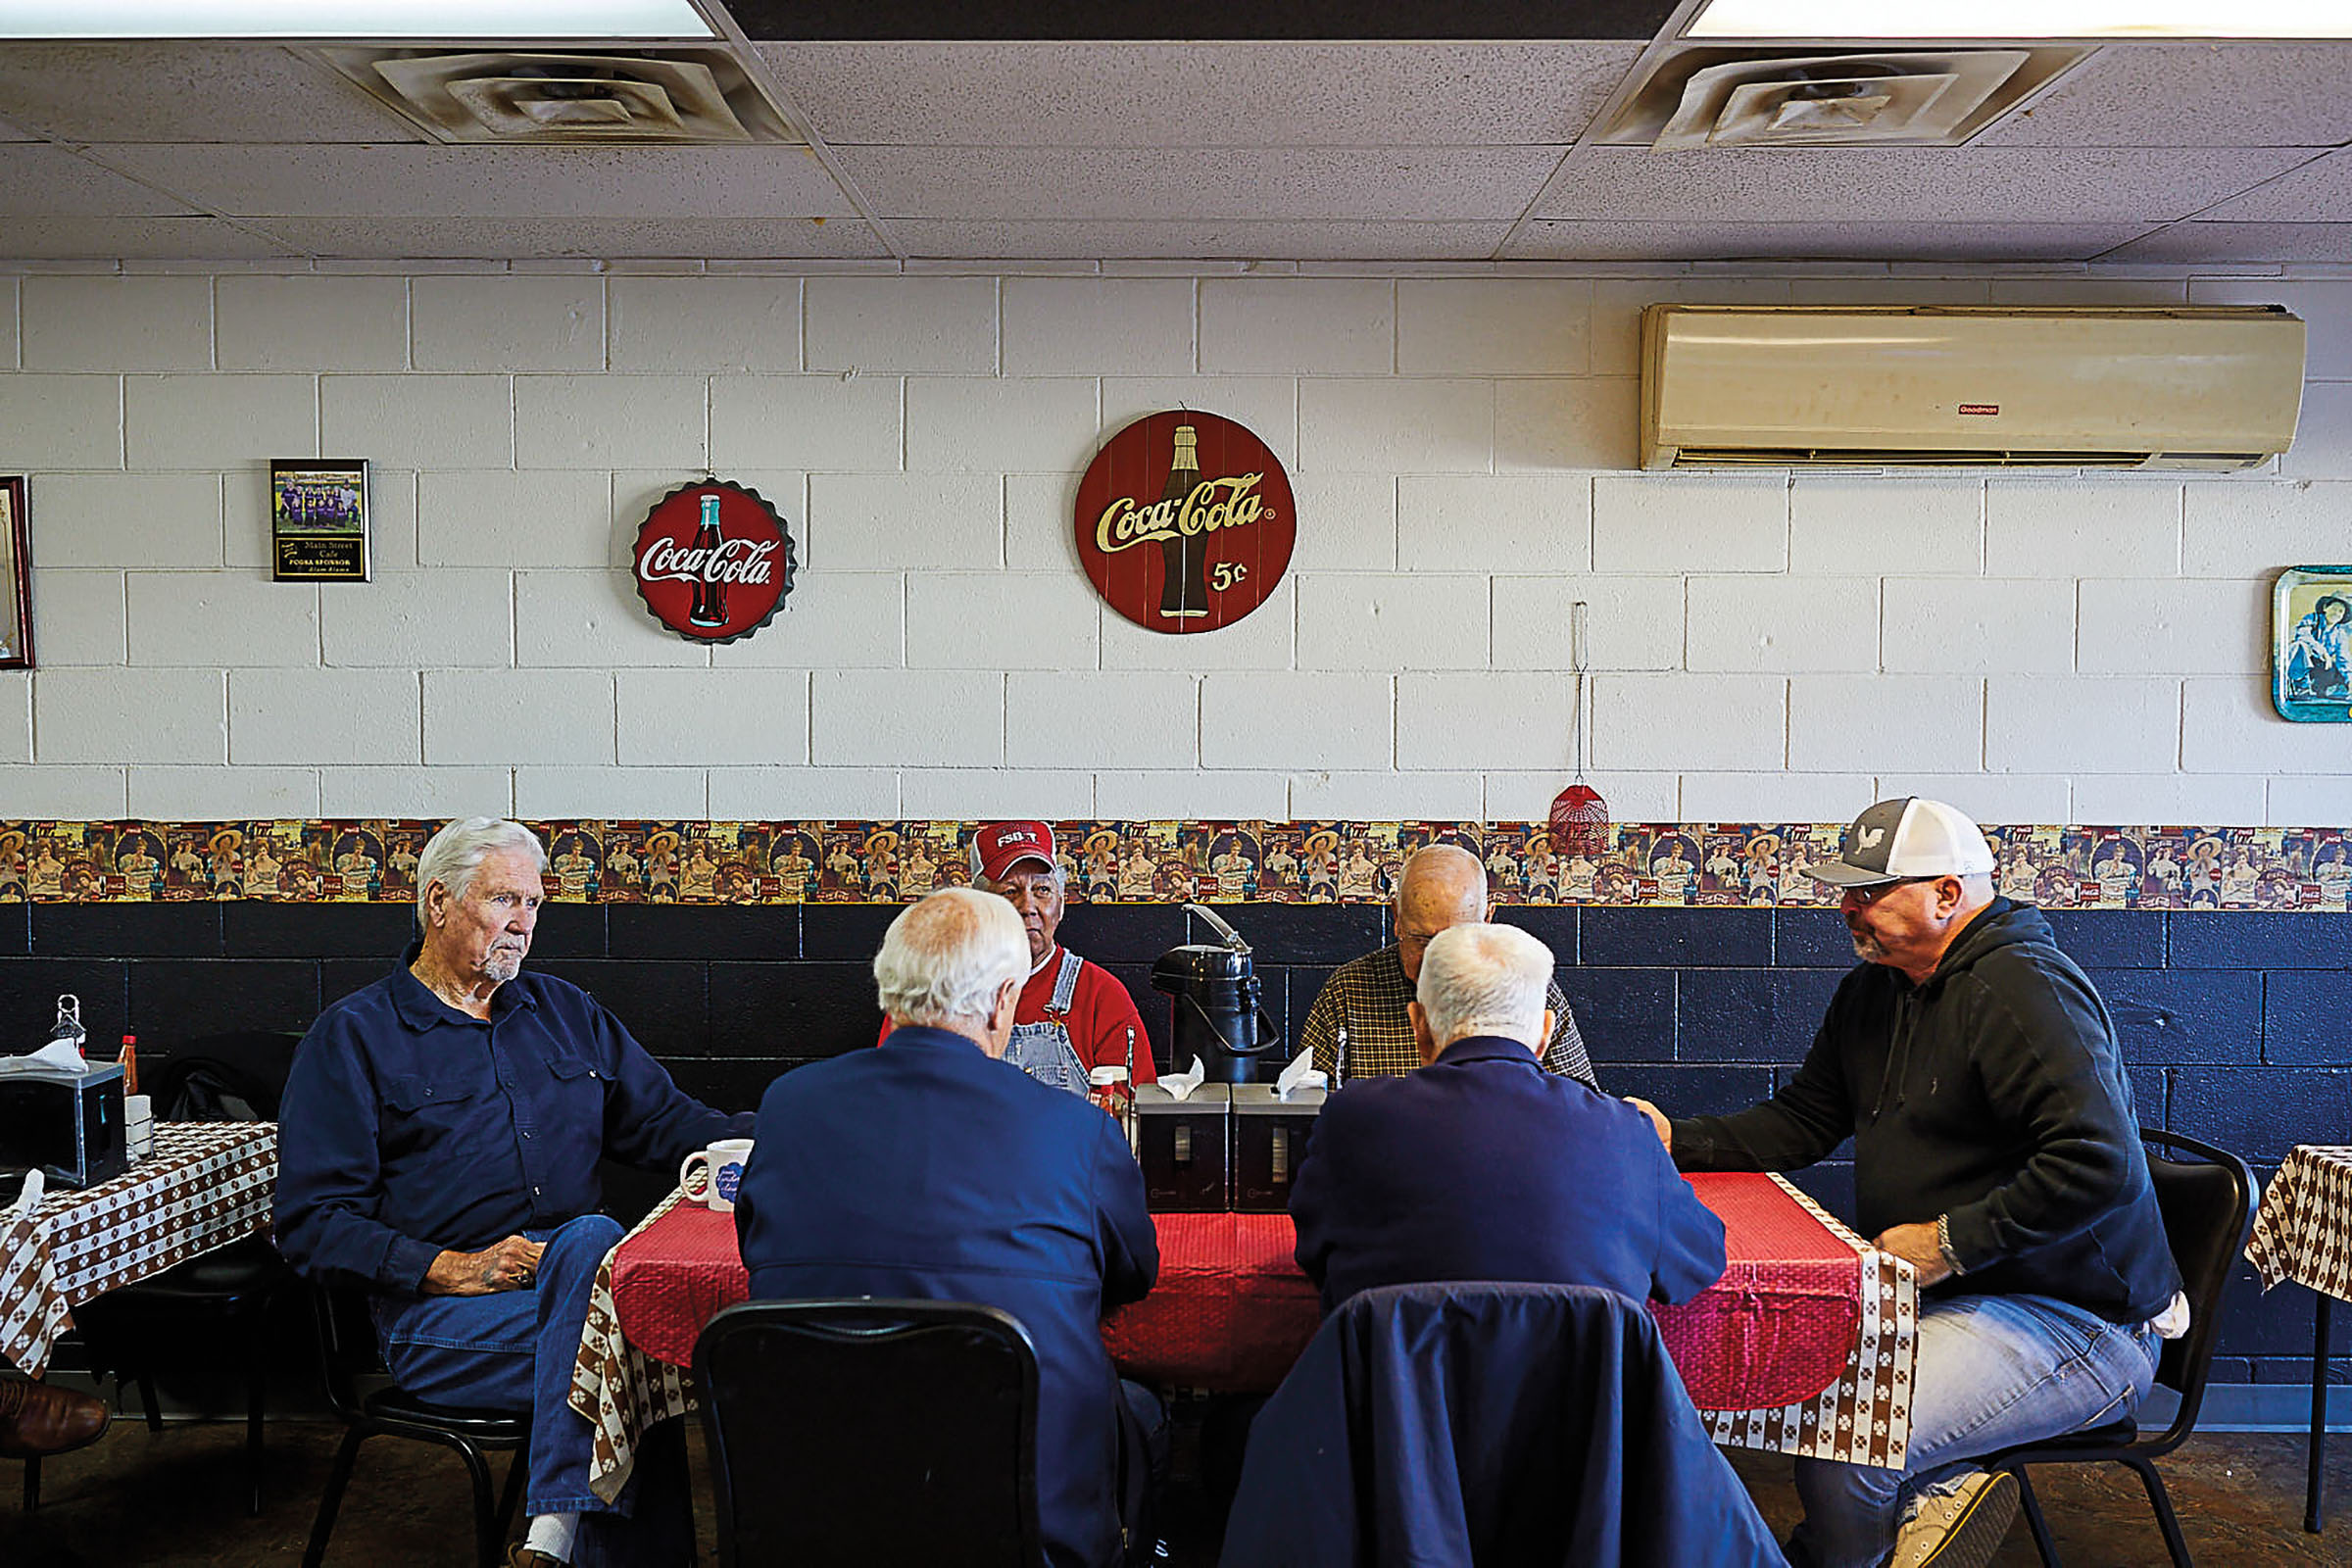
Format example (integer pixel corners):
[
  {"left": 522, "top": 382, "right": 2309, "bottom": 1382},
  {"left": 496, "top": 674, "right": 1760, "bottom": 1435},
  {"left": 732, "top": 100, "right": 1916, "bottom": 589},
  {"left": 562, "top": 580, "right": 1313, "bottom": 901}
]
[{"left": 0, "top": 1377, "right": 109, "bottom": 1458}]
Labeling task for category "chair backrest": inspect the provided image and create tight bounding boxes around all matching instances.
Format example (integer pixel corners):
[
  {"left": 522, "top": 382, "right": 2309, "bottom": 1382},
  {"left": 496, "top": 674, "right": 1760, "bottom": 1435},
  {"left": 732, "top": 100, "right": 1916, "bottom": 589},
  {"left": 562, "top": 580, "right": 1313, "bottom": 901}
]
[
  {"left": 307, "top": 1281, "right": 388, "bottom": 1423},
  {"left": 692, "top": 1298, "right": 1043, "bottom": 1568},
  {"left": 1221, "top": 1281, "right": 1784, "bottom": 1568},
  {"left": 2138, "top": 1127, "right": 2255, "bottom": 1449},
  {"left": 150, "top": 1030, "right": 305, "bottom": 1122}
]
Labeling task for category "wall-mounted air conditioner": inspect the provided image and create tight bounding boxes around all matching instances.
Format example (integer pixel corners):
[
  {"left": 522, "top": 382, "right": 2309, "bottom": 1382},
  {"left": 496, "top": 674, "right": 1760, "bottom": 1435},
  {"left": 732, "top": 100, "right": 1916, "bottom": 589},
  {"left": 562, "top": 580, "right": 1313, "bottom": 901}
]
[{"left": 1641, "top": 305, "right": 2306, "bottom": 471}]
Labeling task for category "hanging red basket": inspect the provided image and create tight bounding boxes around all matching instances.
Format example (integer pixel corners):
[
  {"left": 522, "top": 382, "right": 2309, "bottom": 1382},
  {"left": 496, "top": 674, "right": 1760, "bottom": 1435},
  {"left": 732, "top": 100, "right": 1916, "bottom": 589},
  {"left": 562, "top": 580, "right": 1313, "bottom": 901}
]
[{"left": 1549, "top": 784, "right": 1611, "bottom": 859}]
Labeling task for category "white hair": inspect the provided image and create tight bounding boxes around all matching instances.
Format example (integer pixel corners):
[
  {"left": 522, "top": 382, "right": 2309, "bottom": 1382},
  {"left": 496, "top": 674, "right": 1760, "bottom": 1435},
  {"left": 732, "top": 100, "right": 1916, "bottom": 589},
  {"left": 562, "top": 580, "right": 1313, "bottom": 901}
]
[
  {"left": 875, "top": 888, "right": 1029, "bottom": 1029},
  {"left": 416, "top": 817, "right": 548, "bottom": 928},
  {"left": 1415, "top": 923, "right": 1553, "bottom": 1048}
]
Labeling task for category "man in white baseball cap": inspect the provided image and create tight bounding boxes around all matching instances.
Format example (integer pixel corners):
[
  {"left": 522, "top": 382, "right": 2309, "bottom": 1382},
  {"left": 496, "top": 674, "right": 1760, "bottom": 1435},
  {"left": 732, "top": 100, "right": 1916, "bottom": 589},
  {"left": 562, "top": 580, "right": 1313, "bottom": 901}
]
[{"left": 1629, "top": 798, "right": 2184, "bottom": 1568}]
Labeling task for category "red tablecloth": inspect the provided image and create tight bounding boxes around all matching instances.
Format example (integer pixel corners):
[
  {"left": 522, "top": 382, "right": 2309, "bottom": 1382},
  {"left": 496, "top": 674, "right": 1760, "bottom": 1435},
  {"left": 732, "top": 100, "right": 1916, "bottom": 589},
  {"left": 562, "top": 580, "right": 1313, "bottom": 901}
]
[{"left": 608, "top": 1170, "right": 1862, "bottom": 1411}]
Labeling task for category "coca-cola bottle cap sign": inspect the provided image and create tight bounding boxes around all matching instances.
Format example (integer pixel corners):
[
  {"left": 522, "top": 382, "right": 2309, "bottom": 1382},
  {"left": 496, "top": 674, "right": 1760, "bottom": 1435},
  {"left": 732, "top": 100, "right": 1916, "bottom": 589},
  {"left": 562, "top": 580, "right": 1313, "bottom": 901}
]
[
  {"left": 1074, "top": 410, "right": 1296, "bottom": 634},
  {"left": 631, "top": 479, "right": 797, "bottom": 644}
]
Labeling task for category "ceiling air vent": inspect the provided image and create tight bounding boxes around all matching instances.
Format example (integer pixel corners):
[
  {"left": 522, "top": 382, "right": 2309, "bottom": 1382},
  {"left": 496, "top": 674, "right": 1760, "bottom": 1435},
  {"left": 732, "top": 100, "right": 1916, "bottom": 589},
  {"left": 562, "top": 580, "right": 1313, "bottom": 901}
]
[
  {"left": 315, "top": 48, "right": 798, "bottom": 145},
  {"left": 1599, "top": 47, "right": 2089, "bottom": 148}
]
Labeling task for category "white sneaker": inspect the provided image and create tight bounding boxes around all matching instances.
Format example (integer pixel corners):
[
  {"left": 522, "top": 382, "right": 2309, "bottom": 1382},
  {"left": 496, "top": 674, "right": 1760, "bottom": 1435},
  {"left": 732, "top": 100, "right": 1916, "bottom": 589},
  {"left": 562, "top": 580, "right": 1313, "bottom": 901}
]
[{"left": 1890, "top": 1469, "right": 2020, "bottom": 1568}]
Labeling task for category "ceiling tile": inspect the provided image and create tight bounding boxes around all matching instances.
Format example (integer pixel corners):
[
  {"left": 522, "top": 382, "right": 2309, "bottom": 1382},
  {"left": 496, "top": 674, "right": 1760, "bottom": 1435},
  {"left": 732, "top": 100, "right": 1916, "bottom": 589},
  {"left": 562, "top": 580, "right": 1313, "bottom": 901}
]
[
  {"left": 1502, "top": 220, "right": 2156, "bottom": 263},
  {"left": 2100, "top": 221, "right": 2352, "bottom": 264},
  {"left": 758, "top": 41, "right": 1643, "bottom": 146},
  {"left": 99, "top": 144, "right": 860, "bottom": 220},
  {"left": 837, "top": 145, "right": 1562, "bottom": 221},
  {"left": 1972, "top": 44, "right": 2352, "bottom": 149},
  {"left": 245, "top": 216, "right": 893, "bottom": 260},
  {"left": 2190, "top": 148, "right": 2352, "bottom": 222},
  {"left": 0, "top": 44, "right": 409, "bottom": 144},
  {"left": 1531, "top": 145, "right": 2317, "bottom": 225},
  {"left": 0, "top": 144, "right": 204, "bottom": 216},
  {"left": 0, "top": 215, "right": 293, "bottom": 260},
  {"left": 891, "top": 220, "right": 1511, "bottom": 261}
]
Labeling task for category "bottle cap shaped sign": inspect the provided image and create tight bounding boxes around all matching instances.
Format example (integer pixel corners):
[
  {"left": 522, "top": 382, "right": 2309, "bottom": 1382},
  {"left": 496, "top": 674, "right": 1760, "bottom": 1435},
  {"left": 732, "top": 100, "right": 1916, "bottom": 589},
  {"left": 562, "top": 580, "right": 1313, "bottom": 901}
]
[
  {"left": 632, "top": 479, "right": 797, "bottom": 644},
  {"left": 1074, "top": 411, "right": 1296, "bottom": 634}
]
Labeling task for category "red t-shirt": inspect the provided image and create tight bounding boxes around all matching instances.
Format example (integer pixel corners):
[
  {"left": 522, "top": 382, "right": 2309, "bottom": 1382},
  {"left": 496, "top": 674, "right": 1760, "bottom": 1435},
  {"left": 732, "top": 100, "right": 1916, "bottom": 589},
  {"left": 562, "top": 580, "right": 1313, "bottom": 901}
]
[{"left": 878, "top": 947, "right": 1158, "bottom": 1083}]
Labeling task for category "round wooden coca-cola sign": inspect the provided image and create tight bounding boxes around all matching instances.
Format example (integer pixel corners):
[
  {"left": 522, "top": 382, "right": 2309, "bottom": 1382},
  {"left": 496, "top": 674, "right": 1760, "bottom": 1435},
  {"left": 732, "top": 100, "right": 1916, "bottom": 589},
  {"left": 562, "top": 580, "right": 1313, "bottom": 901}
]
[
  {"left": 1074, "top": 411, "right": 1296, "bottom": 634},
  {"left": 631, "top": 479, "right": 797, "bottom": 644}
]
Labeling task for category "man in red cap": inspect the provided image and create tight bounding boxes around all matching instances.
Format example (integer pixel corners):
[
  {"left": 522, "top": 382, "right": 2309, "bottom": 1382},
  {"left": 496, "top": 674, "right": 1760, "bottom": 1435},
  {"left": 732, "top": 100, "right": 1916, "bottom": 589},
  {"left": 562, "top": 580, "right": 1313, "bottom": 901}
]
[{"left": 884, "top": 820, "right": 1155, "bottom": 1096}]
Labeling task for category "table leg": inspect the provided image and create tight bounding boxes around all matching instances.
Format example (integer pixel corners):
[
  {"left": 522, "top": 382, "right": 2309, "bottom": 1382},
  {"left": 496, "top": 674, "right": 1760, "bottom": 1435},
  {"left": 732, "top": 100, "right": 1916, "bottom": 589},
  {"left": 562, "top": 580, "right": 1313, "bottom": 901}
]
[{"left": 2310, "top": 1291, "right": 2332, "bottom": 1535}]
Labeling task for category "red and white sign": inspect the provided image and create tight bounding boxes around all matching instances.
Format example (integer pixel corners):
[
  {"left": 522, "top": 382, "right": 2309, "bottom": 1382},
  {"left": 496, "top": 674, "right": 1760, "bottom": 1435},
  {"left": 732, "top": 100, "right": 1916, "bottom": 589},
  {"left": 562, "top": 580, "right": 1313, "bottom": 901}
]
[
  {"left": 1074, "top": 411, "right": 1296, "bottom": 635},
  {"left": 631, "top": 479, "right": 796, "bottom": 645}
]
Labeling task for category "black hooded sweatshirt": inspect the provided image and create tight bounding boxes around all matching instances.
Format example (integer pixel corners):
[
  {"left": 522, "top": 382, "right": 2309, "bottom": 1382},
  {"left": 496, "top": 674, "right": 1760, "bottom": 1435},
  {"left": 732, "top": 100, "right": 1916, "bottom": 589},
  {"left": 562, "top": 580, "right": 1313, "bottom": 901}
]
[{"left": 1671, "top": 898, "right": 2180, "bottom": 1324}]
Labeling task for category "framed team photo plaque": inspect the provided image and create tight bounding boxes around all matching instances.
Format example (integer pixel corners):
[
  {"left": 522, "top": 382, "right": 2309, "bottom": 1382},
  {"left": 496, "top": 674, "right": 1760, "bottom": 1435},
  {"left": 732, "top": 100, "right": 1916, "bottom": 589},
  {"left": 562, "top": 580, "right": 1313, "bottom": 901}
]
[
  {"left": 0, "top": 475, "right": 30, "bottom": 670},
  {"left": 270, "top": 458, "right": 371, "bottom": 582}
]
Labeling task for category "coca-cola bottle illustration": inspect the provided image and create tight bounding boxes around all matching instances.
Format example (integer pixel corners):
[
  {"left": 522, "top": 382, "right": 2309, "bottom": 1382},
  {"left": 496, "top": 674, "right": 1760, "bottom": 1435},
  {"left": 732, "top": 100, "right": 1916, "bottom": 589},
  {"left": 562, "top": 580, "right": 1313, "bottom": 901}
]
[
  {"left": 1155, "top": 424, "right": 1210, "bottom": 619},
  {"left": 689, "top": 492, "right": 727, "bottom": 628}
]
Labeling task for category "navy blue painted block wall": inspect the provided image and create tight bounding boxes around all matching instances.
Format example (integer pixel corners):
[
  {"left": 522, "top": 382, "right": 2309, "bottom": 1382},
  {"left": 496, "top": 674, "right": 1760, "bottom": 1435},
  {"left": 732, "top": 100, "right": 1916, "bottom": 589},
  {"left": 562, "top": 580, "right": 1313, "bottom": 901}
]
[{"left": 5, "top": 898, "right": 2344, "bottom": 1384}]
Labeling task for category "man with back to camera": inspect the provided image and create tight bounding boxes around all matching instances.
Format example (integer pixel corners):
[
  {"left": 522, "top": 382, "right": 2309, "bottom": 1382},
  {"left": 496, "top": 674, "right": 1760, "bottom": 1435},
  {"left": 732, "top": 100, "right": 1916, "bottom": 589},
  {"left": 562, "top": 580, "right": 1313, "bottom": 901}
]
[
  {"left": 734, "top": 888, "right": 1159, "bottom": 1568},
  {"left": 878, "top": 819, "right": 1157, "bottom": 1092},
  {"left": 1299, "top": 843, "right": 1597, "bottom": 1087},
  {"left": 1290, "top": 921, "right": 1724, "bottom": 1316},
  {"left": 276, "top": 816, "right": 754, "bottom": 1568},
  {"left": 1628, "top": 798, "right": 2184, "bottom": 1568}
]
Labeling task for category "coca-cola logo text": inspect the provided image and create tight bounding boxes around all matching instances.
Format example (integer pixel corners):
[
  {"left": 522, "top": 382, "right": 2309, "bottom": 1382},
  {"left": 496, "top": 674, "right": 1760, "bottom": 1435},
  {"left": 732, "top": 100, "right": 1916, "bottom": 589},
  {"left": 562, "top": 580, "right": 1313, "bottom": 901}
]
[
  {"left": 1072, "top": 411, "right": 1296, "bottom": 637},
  {"left": 629, "top": 480, "right": 796, "bottom": 645},
  {"left": 1095, "top": 474, "right": 1265, "bottom": 555},
  {"left": 637, "top": 535, "right": 780, "bottom": 585}
]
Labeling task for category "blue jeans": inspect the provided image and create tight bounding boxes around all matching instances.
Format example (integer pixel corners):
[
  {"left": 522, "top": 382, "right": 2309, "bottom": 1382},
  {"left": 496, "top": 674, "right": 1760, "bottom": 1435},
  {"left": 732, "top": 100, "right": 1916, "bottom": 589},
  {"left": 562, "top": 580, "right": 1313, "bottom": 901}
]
[
  {"left": 373, "top": 1214, "right": 623, "bottom": 1521},
  {"left": 1786, "top": 1292, "right": 2160, "bottom": 1568}
]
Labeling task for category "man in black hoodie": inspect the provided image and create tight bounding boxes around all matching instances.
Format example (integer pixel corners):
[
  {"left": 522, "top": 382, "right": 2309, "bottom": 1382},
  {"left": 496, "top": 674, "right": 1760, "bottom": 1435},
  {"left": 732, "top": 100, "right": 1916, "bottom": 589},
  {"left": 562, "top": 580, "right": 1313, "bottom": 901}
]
[{"left": 1631, "top": 798, "right": 2183, "bottom": 1568}]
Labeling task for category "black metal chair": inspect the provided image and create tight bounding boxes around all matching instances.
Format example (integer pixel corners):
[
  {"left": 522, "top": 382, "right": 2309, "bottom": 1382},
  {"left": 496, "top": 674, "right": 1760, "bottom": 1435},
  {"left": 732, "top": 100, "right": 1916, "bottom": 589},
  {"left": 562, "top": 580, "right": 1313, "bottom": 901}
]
[
  {"left": 53, "top": 1032, "right": 305, "bottom": 1516},
  {"left": 299, "top": 1283, "right": 531, "bottom": 1568},
  {"left": 693, "top": 1298, "right": 1043, "bottom": 1568},
  {"left": 1988, "top": 1128, "right": 2256, "bottom": 1568}
]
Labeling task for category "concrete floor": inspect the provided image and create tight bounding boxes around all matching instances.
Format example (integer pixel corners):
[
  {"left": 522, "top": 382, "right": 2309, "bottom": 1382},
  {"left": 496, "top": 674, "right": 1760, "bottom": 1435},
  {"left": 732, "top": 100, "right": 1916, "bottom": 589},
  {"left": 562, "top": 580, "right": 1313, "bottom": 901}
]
[{"left": 5, "top": 1414, "right": 2352, "bottom": 1566}]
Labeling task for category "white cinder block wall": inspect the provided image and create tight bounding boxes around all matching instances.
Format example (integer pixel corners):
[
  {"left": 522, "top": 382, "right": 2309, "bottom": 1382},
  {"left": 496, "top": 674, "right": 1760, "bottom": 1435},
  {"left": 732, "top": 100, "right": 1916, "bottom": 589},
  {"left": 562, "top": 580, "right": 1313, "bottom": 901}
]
[{"left": 2, "top": 263, "right": 2349, "bottom": 827}]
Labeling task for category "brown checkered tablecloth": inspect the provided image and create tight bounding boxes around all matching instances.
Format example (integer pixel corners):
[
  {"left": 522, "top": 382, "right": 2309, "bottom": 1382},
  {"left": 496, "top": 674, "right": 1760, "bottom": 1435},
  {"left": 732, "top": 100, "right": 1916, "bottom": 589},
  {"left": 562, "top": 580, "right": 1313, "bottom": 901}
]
[
  {"left": 2248, "top": 1146, "right": 2352, "bottom": 1302},
  {"left": 571, "top": 1191, "right": 692, "bottom": 1503},
  {"left": 571, "top": 1172, "right": 1920, "bottom": 1500},
  {"left": 0, "top": 1122, "right": 278, "bottom": 1376}
]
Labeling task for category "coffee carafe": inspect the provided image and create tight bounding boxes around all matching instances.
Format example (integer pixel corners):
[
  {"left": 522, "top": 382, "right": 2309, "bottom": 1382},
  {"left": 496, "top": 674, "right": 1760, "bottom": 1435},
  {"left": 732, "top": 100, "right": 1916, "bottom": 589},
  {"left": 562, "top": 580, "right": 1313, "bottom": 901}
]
[{"left": 1149, "top": 905, "right": 1279, "bottom": 1084}]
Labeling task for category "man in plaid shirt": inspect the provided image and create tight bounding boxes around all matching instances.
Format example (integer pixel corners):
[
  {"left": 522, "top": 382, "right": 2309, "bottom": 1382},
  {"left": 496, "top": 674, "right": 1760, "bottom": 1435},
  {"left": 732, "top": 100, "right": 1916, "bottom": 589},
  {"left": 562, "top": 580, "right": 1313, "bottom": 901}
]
[{"left": 1299, "top": 844, "right": 1597, "bottom": 1088}]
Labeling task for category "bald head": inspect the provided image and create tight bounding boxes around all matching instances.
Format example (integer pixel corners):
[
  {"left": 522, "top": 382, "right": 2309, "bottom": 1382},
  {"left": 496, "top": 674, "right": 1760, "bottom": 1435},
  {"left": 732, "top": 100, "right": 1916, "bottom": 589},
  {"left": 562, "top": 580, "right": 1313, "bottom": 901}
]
[{"left": 1395, "top": 844, "right": 1489, "bottom": 983}]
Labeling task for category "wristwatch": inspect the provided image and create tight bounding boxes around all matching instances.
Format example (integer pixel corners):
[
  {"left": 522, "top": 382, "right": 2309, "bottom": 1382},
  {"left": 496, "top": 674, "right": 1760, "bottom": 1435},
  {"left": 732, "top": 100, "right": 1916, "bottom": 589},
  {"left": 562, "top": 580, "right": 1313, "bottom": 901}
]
[{"left": 1936, "top": 1212, "right": 1967, "bottom": 1276}]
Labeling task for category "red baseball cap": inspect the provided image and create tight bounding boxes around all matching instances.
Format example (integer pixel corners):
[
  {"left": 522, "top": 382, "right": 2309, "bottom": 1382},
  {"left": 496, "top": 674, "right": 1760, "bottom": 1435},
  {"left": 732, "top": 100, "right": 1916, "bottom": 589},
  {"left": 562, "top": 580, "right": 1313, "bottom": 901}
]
[{"left": 969, "top": 820, "right": 1057, "bottom": 882}]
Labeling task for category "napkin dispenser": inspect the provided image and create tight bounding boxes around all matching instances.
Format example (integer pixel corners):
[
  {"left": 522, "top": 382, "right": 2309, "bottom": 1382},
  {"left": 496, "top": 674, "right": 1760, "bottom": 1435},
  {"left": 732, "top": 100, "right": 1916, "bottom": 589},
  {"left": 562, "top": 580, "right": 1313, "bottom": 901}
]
[
  {"left": 1231, "top": 1083, "right": 1324, "bottom": 1213},
  {"left": 1130, "top": 1083, "right": 1230, "bottom": 1212},
  {"left": 0, "top": 1060, "right": 128, "bottom": 1189}
]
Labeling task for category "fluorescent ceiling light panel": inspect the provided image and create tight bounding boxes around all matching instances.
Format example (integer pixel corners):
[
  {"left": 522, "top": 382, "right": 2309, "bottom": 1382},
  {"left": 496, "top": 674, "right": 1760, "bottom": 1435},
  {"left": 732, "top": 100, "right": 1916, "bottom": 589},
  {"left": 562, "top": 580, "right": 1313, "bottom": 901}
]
[
  {"left": 0, "top": 1, "right": 715, "bottom": 38},
  {"left": 1689, "top": 0, "right": 2352, "bottom": 37}
]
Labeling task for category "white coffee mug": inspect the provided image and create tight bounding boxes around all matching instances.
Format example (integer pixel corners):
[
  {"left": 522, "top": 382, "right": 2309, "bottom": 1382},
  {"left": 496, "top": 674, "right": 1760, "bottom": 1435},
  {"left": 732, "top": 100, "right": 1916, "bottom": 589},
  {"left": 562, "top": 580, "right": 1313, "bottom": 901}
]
[{"left": 679, "top": 1138, "right": 755, "bottom": 1213}]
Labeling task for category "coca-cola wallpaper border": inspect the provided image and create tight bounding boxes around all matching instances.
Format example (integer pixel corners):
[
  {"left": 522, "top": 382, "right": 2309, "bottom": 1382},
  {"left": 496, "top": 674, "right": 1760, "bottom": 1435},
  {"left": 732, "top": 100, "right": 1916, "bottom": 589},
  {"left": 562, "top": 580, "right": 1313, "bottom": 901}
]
[
  {"left": 631, "top": 478, "right": 798, "bottom": 645},
  {"left": 0, "top": 819, "right": 2344, "bottom": 912}
]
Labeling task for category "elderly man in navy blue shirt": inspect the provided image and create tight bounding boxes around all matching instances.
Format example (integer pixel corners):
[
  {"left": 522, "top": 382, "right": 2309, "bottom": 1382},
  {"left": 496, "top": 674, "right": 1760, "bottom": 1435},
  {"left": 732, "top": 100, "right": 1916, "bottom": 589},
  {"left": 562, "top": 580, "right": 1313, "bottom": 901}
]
[
  {"left": 1291, "top": 921, "right": 1725, "bottom": 1316},
  {"left": 734, "top": 888, "right": 1158, "bottom": 1568},
  {"left": 276, "top": 817, "right": 752, "bottom": 1568}
]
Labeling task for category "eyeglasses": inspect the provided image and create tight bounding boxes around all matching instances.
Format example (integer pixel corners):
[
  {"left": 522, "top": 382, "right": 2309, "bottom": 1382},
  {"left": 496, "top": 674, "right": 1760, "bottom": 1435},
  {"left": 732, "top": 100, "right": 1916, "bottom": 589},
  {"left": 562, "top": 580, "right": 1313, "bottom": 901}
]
[
  {"left": 1835, "top": 869, "right": 1947, "bottom": 906},
  {"left": 1842, "top": 876, "right": 1942, "bottom": 906}
]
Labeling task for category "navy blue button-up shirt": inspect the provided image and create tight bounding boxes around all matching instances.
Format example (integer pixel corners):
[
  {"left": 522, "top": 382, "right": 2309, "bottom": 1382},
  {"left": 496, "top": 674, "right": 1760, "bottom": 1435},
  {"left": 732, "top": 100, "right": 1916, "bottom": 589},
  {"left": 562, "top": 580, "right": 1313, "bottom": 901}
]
[{"left": 275, "top": 943, "right": 752, "bottom": 1294}]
